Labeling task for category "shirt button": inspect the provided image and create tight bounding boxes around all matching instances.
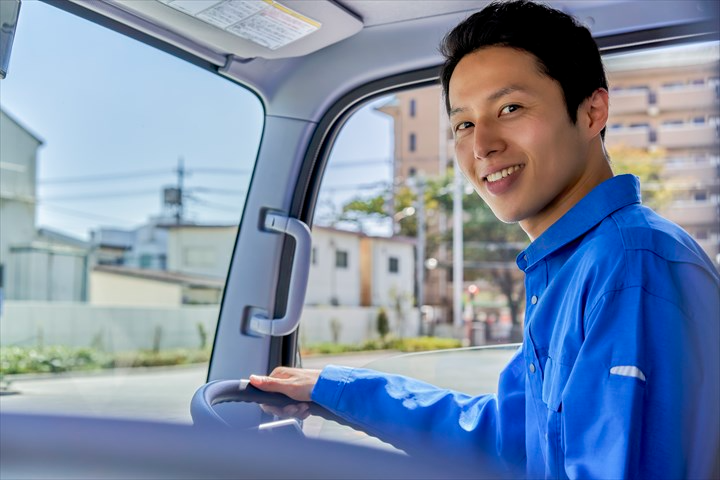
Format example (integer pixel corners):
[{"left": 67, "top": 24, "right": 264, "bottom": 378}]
[
  {"left": 531, "top": 295, "right": 538, "bottom": 305},
  {"left": 529, "top": 363, "right": 536, "bottom": 374}
]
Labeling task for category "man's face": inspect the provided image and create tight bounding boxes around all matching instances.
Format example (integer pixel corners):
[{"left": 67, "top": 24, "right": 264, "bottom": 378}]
[{"left": 449, "top": 47, "right": 594, "bottom": 239}]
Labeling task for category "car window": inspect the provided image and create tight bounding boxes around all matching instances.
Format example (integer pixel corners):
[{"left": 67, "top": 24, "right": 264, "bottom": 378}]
[
  {"left": 298, "top": 40, "right": 719, "bottom": 368},
  {"left": 0, "top": 1, "right": 262, "bottom": 423},
  {"left": 297, "top": 39, "right": 719, "bottom": 445}
]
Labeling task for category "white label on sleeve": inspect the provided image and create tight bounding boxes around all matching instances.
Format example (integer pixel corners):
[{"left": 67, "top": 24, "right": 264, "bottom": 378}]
[{"left": 610, "top": 365, "right": 647, "bottom": 382}]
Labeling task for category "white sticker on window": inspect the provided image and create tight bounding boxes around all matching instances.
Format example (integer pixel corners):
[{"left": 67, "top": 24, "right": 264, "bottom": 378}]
[{"left": 610, "top": 365, "right": 646, "bottom": 382}]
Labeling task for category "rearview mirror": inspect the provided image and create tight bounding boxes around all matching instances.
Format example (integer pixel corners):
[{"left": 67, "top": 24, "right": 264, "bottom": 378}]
[{"left": 0, "top": 0, "right": 21, "bottom": 80}]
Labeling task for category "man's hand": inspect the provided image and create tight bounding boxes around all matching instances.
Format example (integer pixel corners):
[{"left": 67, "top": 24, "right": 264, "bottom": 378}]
[{"left": 249, "top": 367, "right": 321, "bottom": 402}]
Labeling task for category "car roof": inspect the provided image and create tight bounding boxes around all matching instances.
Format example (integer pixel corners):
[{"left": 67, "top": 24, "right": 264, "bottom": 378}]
[{"left": 71, "top": 0, "right": 718, "bottom": 121}]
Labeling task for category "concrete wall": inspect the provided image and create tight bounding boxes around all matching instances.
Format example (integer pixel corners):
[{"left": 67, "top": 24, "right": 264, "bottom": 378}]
[
  {"left": 0, "top": 302, "right": 219, "bottom": 352},
  {"left": 298, "top": 306, "right": 420, "bottom": 345},
  {"left": 0, "top": 302, "right": 421, "bottom": 352}
]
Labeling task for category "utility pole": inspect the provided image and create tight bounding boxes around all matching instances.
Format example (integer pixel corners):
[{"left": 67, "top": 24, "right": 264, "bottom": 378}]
[
  {"left": 175, "top": 157, "right": 185, "bottom": 224},
  {"left": 453, "top": 163, "right": 464, "bottom": 336},
  {"left": 412, "top": 174, "right": 426, "bottom": 336}
]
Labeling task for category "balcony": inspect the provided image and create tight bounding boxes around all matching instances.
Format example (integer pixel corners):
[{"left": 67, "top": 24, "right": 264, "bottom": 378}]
[
  {"left": 657, "top": 84, "right": 720, "bottom": 112},
  {"left": 605, "top": 126, "right": 649, "bottom": 149},
  {"left": 661, "top": 201, "right": 719, "bottom": 227},
  {"left": 609, "top": 89, "right": 648, "bottom": 115},
  {"left": 657, "top": 123, "right": 719, "bottom": 149}
]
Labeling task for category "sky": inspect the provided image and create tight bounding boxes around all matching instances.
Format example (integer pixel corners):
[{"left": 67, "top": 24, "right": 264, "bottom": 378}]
[{"left": 0, "top": 0, "right": 393, "bottom": 240}]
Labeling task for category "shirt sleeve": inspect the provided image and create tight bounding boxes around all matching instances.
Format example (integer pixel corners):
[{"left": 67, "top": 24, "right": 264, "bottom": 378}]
[
  {"left": 560, "top": 263, "right": 719, "bottom": 479},
  {"left": 311, "top": 346, "right": 527, "bottom": 474}
]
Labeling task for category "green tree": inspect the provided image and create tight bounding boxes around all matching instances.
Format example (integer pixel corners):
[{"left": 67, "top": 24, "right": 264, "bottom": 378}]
[
  {"left": 338, "top": 169, "right": 528, "bottom": 341},
  {"left": 433, "top": 170, "right": 527, "bottom": 341},
  {"left": 608, "top": 145, "right": 672, "bottom": 210}
]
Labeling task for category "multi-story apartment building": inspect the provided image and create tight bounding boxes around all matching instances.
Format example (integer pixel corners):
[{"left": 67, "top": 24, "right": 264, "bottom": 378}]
[
  {"left": 604, "top": 43, "right": 719, "bottom": 264},
  {"left": 376, "top": 87, "right": 455, "bottom": 317}
]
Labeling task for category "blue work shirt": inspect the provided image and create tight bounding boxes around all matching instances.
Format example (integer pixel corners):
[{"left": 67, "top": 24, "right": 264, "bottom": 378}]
[{"left": 312, "top": 175, "right": 720, "bottom": 479}]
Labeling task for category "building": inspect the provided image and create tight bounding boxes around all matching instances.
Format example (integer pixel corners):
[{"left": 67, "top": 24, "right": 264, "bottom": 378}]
[
  {"left": 604, "top": 43, "right": 720, "bottom": 263},
  {"left": 0, "top": 109, "right": 43, "bottom": 297},
  {"left": 305, "top": 226, "right": 415, "bottom": 309},
  {"left": 165, "top": 224, "right": 237, "bottom": 278},
  {"left": 89, "top": 264, "right": 224, "bottom": 306},
  {"left": 376, "top": 88, "right": 455, "bottom": 316}
]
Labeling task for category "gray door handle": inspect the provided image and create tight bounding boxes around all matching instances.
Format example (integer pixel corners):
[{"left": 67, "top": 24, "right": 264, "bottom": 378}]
[{"left": 248, "top": 212, "right": 311, "bottom": 336}]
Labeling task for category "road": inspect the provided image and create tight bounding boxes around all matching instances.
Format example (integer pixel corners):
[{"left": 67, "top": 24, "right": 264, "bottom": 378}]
[{"left": 0, "top": 351, "right": 401, "bottom": 424}]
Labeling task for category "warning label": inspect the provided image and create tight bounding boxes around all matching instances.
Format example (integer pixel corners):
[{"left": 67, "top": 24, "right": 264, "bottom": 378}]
[{"left": 160, "top": 0, "right": 321, "bottom": 50}]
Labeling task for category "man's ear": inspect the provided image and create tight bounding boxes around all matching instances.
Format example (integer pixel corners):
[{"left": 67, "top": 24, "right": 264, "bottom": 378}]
[{"left": 581, "top": 88, "right": 609, "bottom": 139}]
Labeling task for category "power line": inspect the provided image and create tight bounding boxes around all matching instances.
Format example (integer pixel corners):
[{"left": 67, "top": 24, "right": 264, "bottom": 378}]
[
  {"left": 37, "top": 203, "right": 138, "bottom": 225},
  {"left": 321, "top": 181, "right": 390, "bottom": 193},
  {"left": 39, "top": 166, "right": 252, "bottom": 185},
  {"left": 39, "top": 168, "right": 172, "bottom": 184},
  {"left": 330, "top": 159, "right": 393, "bottom": 168},
  {"left": 190, "top": 187, "right": 246, "bottom": 195},
  {"left": 41, "top": 189, "right": 159, "bottom": 201},
  {"left": 191, "top": 167, "right": 252, "bottom": 175},
  {"left": 190, "top": 198, "right": 244, "bottom": 213}
]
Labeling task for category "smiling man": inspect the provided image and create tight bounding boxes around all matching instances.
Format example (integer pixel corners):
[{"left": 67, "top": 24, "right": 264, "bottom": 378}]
[{"left": 251, "top": 1, "right": 720, "bottom": 478}]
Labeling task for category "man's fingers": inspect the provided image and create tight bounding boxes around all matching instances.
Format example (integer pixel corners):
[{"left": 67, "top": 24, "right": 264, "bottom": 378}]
[
  {"left": 248, "top": 368, "right": 321, "bottom": 402},
  {"left": 249, "top": 374, "right": 286, "bottom": 393}
]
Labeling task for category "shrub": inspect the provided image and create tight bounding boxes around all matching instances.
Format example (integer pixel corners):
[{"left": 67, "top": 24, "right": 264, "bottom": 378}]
[{"left": 0, "top": 346, "right": 211, "bottom": 375}]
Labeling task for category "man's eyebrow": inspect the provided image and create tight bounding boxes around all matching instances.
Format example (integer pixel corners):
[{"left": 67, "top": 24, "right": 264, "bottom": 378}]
[
  {"left": 448, "top": 106, "right": 466, "bottom": 118},
  {"left": 487, "top": 85, "right": 527, "bottom": 102},
  {"left": 449, "top": 85, "right": 529, "bottom": 118}
]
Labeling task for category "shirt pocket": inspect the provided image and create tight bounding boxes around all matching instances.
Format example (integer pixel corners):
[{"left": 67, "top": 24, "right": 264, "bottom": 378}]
[{"left": 542, "top": 357, "right": 572, "bottom": 479}]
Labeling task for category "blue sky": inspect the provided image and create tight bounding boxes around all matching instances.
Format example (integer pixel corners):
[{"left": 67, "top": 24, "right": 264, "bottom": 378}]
[{"left": 1, "top": 0, "right": 392, "bottom": 239}]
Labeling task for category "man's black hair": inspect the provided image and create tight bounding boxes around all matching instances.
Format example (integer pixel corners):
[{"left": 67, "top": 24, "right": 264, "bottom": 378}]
[{"left": 440, "top": 0, "right": 608, "bottom": 138}]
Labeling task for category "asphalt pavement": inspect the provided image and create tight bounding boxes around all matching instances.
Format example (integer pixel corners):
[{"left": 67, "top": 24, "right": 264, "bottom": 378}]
[{"left": 0, "top": 350, "right": 401, "bottom": 424}]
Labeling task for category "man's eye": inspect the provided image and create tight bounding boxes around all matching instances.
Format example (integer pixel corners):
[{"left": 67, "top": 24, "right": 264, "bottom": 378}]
[
  {"left": 500, "top": 104, "right": 521, "bottom": 115},
  {"left": 455, "top": 121, "right": 473, "bottom": 132}
]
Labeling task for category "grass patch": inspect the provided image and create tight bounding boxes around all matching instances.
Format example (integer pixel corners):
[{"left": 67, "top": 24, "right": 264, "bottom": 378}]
[
  {"left": 301, "top": 336, "right": 461, "bottom": 356},
  {"left": 0, "top": 345, "right": 211, "bottom": 376}
]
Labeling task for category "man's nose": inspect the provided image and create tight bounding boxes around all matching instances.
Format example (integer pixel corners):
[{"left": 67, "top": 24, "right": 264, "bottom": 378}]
[{"left": 473, "top": 122, "right": 505, "bottom": 160}]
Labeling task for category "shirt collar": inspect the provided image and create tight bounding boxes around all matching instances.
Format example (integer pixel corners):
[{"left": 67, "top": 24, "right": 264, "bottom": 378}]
[{"left": 516, "top": 174, "right": 641, "bottom": 271}]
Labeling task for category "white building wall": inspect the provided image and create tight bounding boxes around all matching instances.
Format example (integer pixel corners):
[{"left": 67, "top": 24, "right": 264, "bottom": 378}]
[
  {"left": 90, "top": 270, "right": 182, "bottom": 306},
  {"left": 306, "top": 228, "right": 361, "bottom": 306},
  {"left": 9, "top": 247, "right": 86, "bottom": 301},
  {"left": 166, "top": 226, "right": 236, "bottom": 278},
  {"left": 0, "top": 110, "right": 42, "bottom": 293},
  {"left": 370, "top": 238, "right": 415, "bottom": 307},
  {"left": 124, "top": 223, "right": 168, "bottom": 270}
]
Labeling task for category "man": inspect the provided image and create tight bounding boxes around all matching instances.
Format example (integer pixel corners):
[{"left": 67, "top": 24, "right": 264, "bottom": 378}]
[{"left": 251, "top": 1, "right": 720, "bottom": 478}]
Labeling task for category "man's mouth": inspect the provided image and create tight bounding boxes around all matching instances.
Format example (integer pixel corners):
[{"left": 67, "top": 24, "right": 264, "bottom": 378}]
[{"left": 485, "top": 164, "right": 523, "bottom": 183}]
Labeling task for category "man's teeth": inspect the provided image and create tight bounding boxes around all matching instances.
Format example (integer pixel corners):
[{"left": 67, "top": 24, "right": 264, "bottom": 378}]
[{"left": 486, "top": 165, "right": 522, "bottom": 183}]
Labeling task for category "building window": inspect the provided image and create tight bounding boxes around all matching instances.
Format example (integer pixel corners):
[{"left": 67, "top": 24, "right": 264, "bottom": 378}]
[
  {"left": 694, "top": 191, "right": 708, "bottom": 202},
  {"left": 388, "top": 256, "right": 399, "bottom": 273},
  {"left": 409, "top": 99, "right": 417, "bottom": 117},
  {"left": 409, "top": 133, "right": 416, "bottom": 152},
  {"left": 335, "top": 250, "right": 348, "bottom": 268},
  {"left": 139, "top": 254, "right": 153, "bottom": 268}
]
